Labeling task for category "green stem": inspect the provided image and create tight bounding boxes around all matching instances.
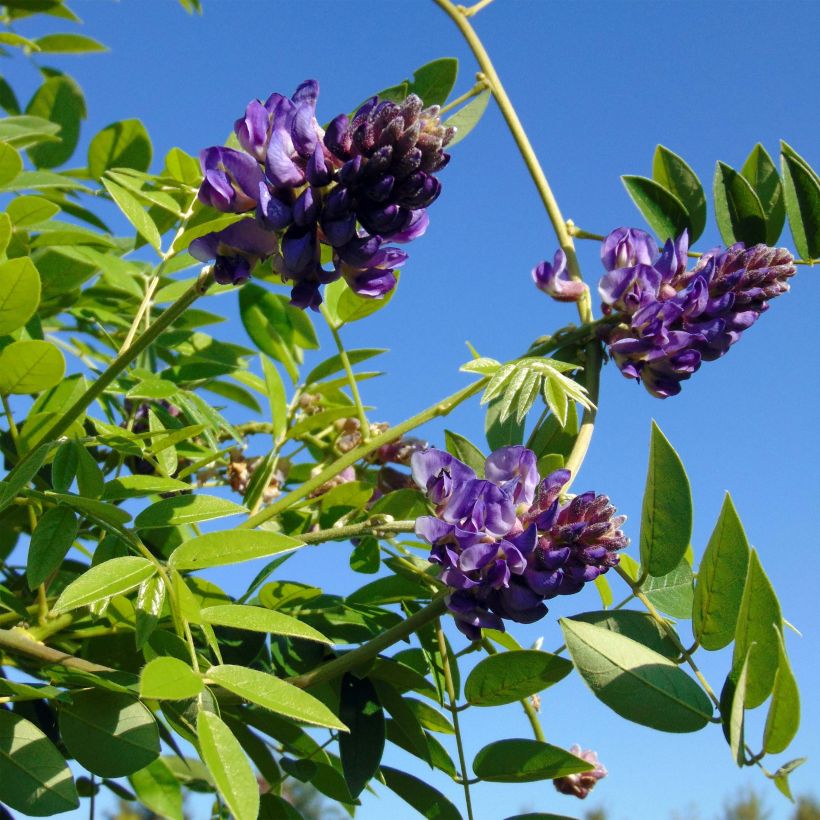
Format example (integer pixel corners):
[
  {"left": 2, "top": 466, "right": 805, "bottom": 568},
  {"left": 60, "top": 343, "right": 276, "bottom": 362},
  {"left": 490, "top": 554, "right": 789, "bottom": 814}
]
[
  {"left": 287, "top": 596, "right": 447, "bottom": 689},
  {"left": 439, "top": 76, "right": 489, "bottom": 115},
  {"left": 323, "top": 307, "right": 370, "bottom": 441},
  {"left": 0, "top": 627, "right": 113, "bottom": 673},
  {"left": 299, "top": 519, "right": 417, "bottom": 545},
  {"left": 436, "top": 619, "right": 474, "bottom": 820},
  {"left": 3, "top": 268, "right": 213, "bottom": 491},
  {"left": 434, "top": 0, "right": 601, "bottom": 485},
  {"left": 240, "top": 378, "right": 487, "bottom": 530}
]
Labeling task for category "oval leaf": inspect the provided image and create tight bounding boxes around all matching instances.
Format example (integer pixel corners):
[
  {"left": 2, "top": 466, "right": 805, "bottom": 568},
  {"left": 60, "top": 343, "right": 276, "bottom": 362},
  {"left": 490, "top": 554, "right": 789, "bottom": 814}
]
[
  {"left": 52, "top": 556, "right": 156, "bottom": 613},
  {"left": 88, "top": 119, "right": 152, "bottom": 179},
  {"left": 445, "top": 89, "right": 490, "bottom": 147},
  {"left": 206, "top": 664, "right": 347, "bottom": 731},
  {"left": 59, "top": 690, "right": 160, "bottom": 777},
  {"left": 135, "top": 494, "right": 247, "bottom": 530},
  {"left": 560, "top": 618, "right": 713, "bottom": 732},
  {"left": 732, "top": 549, "right": 782, "bottom": 709},
  {"left": 102, "top": 177, "right": 162, "bottom": 252},
  {"left": 380, "top": 765, "right": 462, "bottom": 820},
  {"left": 128, "top": 758, "right": 183, "bottom": 820},
  {"left": 0, "top": 339, "right": 65, "bottom": 395},
  {"left": 200, "top": 604, "right": 331, "bottom": 644},
  {"left": 713, "top": 161, "right": 768, "bottom": 246},
  {"left": 763, "top": 629, "right": 800, "bottom": 755},
  {"left": 197, "top": 711, "right": 259, "bottom": 820},
  {"left": 741, "top": 143, "right": 785, "bottom": 245},
  {"left": 640, "top": 421, "right": 692, "bottom": 576},
  {"left": 622, "top": 175, "right": 690, "bottom": 240},
  {"left": 693, "top": 493, "right": 751, "bottom": 650},
  {"left": 0, "top": 710, "right": 79, "bottom": 815},
  {"left": 339, "top": 673, "right": 385, "bottom": 798},
  {"left": 652, "top": 145, "right": 707, "bottom": 241},
  {"left": 140, "top": 657, "right": 204, "bottom": 701},
  {"left": 169, "top": 530, "right": 304, "bottom": 571},
  {"left": 781, "top": 147, "right": 820, "bottom": 259},
  {"left": 0, "top": 257, "right": 41, "bottom": 335},
  {"left": 472, "top": 739, "right": 593, "bottom": 783},
  {"left": 465, "top": 650, "right": 572, "bottom": 706},
  {"left": 27, "top": 505, "right": 79, "bottom": 589},
  {"left": 25, "top": 75, "right": 86, "bottom": 169}
]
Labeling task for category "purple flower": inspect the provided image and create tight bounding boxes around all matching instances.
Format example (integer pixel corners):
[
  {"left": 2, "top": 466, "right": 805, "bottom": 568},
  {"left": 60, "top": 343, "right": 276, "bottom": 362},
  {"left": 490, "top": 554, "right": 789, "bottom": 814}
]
[
  {"left": 190, "top": 219, "right": 279, "bottom": 286},
  {"left": 532, "top": 250, "right": 587, "bottom": 303},
  {"left": 597, "top": 230, "right": 796, "bottom": 398},
  {"left": 553, "top": 746, "right": 607, "bottom": 799},
  {"left": 413, "top": 447, "right": 628, "bottom": 639},
  {"left": 198, "top": 147, "right": 264, "bottom": 213},
  {"left": 601, "top": 227, "right": 658, "bottom": 271}
]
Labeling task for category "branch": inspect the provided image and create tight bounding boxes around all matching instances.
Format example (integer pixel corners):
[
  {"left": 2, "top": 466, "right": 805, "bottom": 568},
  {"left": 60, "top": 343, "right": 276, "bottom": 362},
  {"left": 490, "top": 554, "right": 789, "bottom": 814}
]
[{"left": 0, "top": 627, "right": 113, "bottom": 674}]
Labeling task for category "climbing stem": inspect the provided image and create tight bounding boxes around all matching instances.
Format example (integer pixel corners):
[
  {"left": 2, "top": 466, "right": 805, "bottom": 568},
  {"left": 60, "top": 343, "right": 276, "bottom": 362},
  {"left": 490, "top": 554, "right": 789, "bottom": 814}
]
[{"left": 437, "top": 619, "right": 474, "bottom": 820}]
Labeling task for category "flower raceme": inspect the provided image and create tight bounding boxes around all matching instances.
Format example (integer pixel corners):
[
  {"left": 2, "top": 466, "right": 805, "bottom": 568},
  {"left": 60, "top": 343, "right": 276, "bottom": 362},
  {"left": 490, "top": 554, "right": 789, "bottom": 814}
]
[
  {"left": 190, "top": 80, "right": 453, "bottom": 308},
  {"left": 596, "top": 227, "right": 796, "bottom": 397},
  {"left": 553, "top": 746, "right": 608, "bottom": 799},
  {"left": 411, "top": 447, "right": 628, "bottom": 640}
]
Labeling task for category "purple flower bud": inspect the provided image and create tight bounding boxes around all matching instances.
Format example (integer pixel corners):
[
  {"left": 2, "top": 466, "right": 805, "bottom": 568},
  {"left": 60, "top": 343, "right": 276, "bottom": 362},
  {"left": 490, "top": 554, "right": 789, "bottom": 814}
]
[
  {"left": 601, "top": 227, "right": 658, "bottom": 271},
  {"left": 532, "top": 250, "right": 587, "bottom": 303}
]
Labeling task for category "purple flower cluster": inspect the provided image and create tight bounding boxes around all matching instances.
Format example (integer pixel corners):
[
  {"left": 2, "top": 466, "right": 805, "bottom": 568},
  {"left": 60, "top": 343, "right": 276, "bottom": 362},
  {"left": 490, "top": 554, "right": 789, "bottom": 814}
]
[
  {"left": 596, "top": 227, "right": 796, "bottom": 398},
  {"left": 553, "top": 745, "right": 607, "bottom": 799},
  {"left": 411, "top": 447, "right": 628, "bottom": 640},
  {"left": 191, "top": 80, "right": 453, "bottom": 309}
]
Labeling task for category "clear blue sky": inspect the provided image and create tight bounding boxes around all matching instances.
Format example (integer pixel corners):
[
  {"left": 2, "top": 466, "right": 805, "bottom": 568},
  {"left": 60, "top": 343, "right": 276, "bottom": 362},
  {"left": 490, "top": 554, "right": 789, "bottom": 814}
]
[{"left": 6, "top": 1, "right": 820, "bottom": 818}]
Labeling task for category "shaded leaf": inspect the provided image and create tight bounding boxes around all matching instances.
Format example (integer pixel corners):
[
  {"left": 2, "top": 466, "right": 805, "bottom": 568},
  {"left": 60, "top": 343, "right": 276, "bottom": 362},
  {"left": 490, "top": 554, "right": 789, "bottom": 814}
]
[
  {"left": 0, "top": 339, "right": 65, "bottom": 394},
  {"left": 653, "top": 145, "right": 707, "bottom": 241},
  {"left": 472, "top": 738, "right": 593, "bottom": 783},
  {"left": 27, "top": 505, "right": 78, "bottom": 588},
  {"left": 465, "top": 650, "right": 572, "bottom": 706},
  {"left": 339, "top": 674, "right": 384, "bottom": 798},
  {"left": 763, "top": 629, "right": 800, "bottom": 755},
  {"left": 622, "top": 175, "right": 690, "bottom": 240},
  {"left": 780, "top": 144, "right": 820, "bottom": 259},
  {"left": 741, "top": 143, "right": 785, "bottom": 245},
  {"left": 88, "top": 119, "right": 152, "bottom": 179},
  {"left": 380, "top": 765, "right": 462, "bottom": 820},
  {"left": 713, "top": 161, "right": 767, "bottom": 246}
]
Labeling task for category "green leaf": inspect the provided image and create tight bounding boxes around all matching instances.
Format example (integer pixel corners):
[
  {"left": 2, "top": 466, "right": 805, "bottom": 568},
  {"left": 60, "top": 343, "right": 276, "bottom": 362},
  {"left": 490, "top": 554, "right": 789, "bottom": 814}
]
[
  {"left": 373, "top": 680, "right": 430, "bottom": 765},
  {"left": 201, "top": 604, "right": 331, "bottom": 644},
  {"left": 52, "top": 556, "right": 156, "bottom": 613},
  {"left": 59, "top": 690, "right": 160, "bottom": 777},
  {"left": 169, "top": 530, "right": 303, "bottom": 571},
  {"left": 445, "top": 89, "right": 490, "bottom": 147},
  {"left": 27, "top": 505, "right": 78, "bottom": 588},
  {"left": 0, "top": 339, "right": 65, "bottom": 394},
  {"left": 0, "top": 257, "right": 41, "bottom": 335},
  {"left": 763, "top": 629, "right": 800, "bottom": 755},
  {"left": 101, "top": 475, "right": 190, "bottom": 500},
  {"left": 339, "top": 674, "right": 384, "bottom": 798},
  {"left": 135, "top": 575, "right": 165, "bottom": 650},
  {"left": 140, "top": 657, "right": 204, "bottom": 701},
  {"left": 728, "top": 651, "right": 750, "bottom": 765},
  {"left": 713, "top": 161, "right": 768, "bottom": 246},
  {"left": 135, "top": 494, "right": 246, "bottom": 530},
  {"left": 102, "top": 177, "right": 162, "bottom": 252},
  {"left": 409, "top": 58, "right": 458, "bottom": 106},
  {"left": 560, "top": 617, "right": 713, "bottom": 732},
  {"left": 128, "top": 758, "right": 183, "bottom": 820},
  {"left": 206, "top": 664, "right": 347, "bottom": 731},
  {"left": 164, "top": 146, "right": 200, "bottom": 186},
  {"left": 305, "top": 347, "right": 386, "bottom": 384},
  {"left": 0, "top": 441, "right": 50, "bottom": 513},
  {"left": 622, "top": 175, "right": 690, "bottom": 240},
  {"left": 380, "top": 766, "right": 463, "bottom": 820},
  {"left": 641, "top": 557, "right": 694, "bottom": 619},
  {"left": 197, "top": 711, "right": 260, "bottom": 820},
  {"left": 444, "top": 429, "right": 486, "bottom": 476},
  {"left": 741, "top": 143, "right": 785, "bottom": 245},
  {"left": 569, "top": 610, "right": 679, "bottom": 659},
  {"left": 6, "top": 194, "right": 60, "bottom": 226},
  {"left": 485, "top": 394, "right": 525, "bottom": 450},
  {"left": 34, "top": 33, "right": 107, "bottom": 53},
  {"left": 74, "top": 440, "right": 103, "bottom": 498},
  {"left": 261, "top": 354, "right": 287, "bottom": 441},
  {"left": 48, "top": 491, "right": 132, "bottom": 527},
  {"left": 640, "top": 421, "right": 692, "bottom": 577},
  {"left": 0, "top": 141, "right": 23, "bottom": 186},
  {"left": 652, "top": 145, "right": 707, "bottom": 241},
  {"left": 324, "top": 276, "right": 398, "bottom": 325},
  {"left": 0, "top": 710, "right": 79, "bottom": 815},
  {"left": 465, "top": 650, "right": 572, "bottom": 706},
  {"left": 771, "top": 757, "right": 807, "bottom": 801},
  {"left": 781, "top": 145, "right": 820, "bottom": 259},
  {"left": 25, "top": 75, "right": 86, "bottom": 169},
  {"left": 693, "top": 493, "right": 751, "bottom": 650},
  {"left": 732, "top": 549, "right": 782, "bottom": 709},
  {"left": 88, "top": 119, "right": 152, "bottom": 179},
  {"left": 473, "top": 739, "right": 593, "bottom": 783}
]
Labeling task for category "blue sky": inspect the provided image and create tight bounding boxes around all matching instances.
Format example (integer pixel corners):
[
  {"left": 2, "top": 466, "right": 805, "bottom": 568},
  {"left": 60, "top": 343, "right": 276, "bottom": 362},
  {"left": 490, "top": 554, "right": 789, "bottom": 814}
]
[{"left": 5, "top": 1, "right": 820, "bottom": 818}]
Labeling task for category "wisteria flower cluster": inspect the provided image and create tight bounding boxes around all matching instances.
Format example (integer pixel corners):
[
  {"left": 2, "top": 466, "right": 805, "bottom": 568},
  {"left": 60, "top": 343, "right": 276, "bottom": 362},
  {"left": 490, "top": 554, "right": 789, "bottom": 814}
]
[
  {"left": 596, "top": 228, "right": 796, "bottom": 397},
  {"left": 190, "top": 80, "right": 453, "bottom": 309},
  {"left": 411, "top": 446, "right": 628, "bottom": 639}
]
